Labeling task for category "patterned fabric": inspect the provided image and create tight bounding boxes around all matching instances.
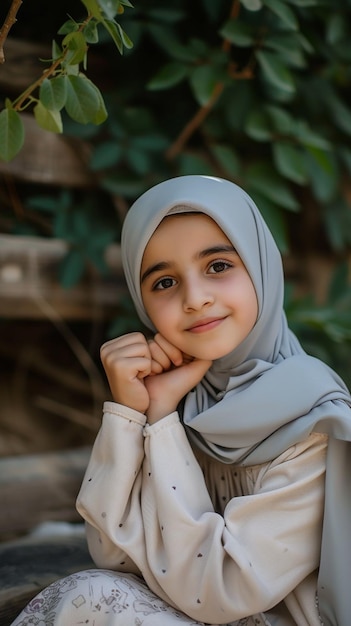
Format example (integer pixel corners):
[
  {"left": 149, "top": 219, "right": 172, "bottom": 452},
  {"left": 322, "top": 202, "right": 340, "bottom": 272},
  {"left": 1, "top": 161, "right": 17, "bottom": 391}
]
[
  {"left": 9, "top": 568, "right": 282, "bottom": 626},
  {"left": 10, "top": 570, "right": 207, "bottom": 626}
]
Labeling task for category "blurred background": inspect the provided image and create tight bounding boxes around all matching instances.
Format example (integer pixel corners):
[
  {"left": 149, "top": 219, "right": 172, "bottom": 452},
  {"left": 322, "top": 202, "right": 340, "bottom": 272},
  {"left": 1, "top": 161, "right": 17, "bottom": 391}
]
[{"left": 0, "top": 0, "right": 350, "bottom": 460}]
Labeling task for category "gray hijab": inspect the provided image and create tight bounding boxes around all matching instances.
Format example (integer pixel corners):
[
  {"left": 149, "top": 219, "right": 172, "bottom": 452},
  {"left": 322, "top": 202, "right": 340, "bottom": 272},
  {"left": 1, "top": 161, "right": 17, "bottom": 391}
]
[{"left": 121, "top": 175, "right": 351, "bottom": 626}]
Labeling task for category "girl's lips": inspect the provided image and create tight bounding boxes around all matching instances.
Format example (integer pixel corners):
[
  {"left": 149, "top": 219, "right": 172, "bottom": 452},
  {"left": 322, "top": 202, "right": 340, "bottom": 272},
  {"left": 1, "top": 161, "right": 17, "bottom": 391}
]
[{"left": 187, "top": 317, "right": 225, "bottom": 333}]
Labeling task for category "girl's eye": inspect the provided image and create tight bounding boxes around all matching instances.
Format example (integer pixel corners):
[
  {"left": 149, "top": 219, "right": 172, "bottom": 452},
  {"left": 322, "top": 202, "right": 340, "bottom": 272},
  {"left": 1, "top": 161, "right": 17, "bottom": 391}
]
[
  {"left": 209, "top": 260, "right": 232, "bottom": 274},
  {"left": 154, "top": 277, "right": 176, "bottom": 290}
]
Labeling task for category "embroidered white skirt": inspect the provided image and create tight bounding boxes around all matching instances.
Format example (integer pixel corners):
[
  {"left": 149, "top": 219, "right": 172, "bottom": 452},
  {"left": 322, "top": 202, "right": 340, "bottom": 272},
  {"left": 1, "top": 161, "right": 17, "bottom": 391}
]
[
  {"left": 10, "top": 568, "right": 278, "bottom": 626},
  {"left": 9, "top": 569, "right": 208, "bottom": 626}
]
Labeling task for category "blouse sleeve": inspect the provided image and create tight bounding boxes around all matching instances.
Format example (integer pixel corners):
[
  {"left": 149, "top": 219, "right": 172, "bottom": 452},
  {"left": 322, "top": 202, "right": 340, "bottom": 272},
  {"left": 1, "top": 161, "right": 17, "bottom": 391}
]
[
  {"left": 141, "top": 413, "right": 327, "bottom": 624},
  {"left": 76, "top": 401, "right": 147, "bottom": 575}
]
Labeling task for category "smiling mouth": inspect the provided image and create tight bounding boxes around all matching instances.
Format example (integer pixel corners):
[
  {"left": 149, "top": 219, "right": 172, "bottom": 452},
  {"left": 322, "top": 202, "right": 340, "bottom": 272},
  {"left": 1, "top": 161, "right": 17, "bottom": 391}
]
[{"left": 187, "top": 317, "right": 226, "bottom": 333}]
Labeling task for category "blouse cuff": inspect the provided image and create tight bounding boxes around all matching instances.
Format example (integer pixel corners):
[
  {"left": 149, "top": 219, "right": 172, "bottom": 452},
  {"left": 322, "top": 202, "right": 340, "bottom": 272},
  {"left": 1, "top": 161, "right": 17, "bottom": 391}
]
[
  {"left": 103, "top": 401, "right": 147, "bottom": 427},
  {"left": 144, "top": 412, "right": 180, "bottom": 436}
]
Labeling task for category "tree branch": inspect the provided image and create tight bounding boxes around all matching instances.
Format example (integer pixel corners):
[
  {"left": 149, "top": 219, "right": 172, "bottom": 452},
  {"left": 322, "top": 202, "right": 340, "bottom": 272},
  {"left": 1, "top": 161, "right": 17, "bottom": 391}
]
[
  {"left": 12, "top": 14, "right": 93, "bottom": 111},
  {"left": 166, "top": 0, "right": 247, "bottom": 161},
  {"left": 0, "top": 0, "right": 23, "bottom": 64}
]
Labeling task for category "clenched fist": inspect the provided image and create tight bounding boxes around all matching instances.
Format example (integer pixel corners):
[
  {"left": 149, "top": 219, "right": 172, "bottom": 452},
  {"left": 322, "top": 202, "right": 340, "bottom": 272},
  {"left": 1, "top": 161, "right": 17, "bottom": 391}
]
[{"left": 100, "top": 332, "right": 211, "bottom": 423}]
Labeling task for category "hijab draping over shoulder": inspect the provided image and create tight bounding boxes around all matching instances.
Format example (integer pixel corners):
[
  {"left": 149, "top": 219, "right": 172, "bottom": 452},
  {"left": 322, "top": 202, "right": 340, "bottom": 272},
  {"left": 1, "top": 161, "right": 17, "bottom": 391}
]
[{"left": 121, "top": 175, "right": 351, "bottom": 626}]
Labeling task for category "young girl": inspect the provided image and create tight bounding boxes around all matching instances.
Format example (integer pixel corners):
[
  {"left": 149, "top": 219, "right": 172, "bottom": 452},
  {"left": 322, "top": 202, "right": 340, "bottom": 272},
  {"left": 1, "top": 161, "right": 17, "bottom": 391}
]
[{"left": 11, "top": 176, "right": 351, "bottom": 626}]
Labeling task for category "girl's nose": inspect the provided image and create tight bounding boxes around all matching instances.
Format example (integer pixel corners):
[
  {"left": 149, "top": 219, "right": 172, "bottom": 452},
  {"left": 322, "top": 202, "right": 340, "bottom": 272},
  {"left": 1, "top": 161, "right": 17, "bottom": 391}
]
[{"left": 182, "top": 277, "right": 214, "bottom": 311}]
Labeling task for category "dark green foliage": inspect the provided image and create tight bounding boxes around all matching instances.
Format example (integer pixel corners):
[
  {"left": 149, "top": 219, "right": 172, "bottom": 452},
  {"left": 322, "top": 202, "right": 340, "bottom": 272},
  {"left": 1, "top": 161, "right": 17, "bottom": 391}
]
[
  {"left": 285, "top": 263, "right": 351, "bottom": 386},
  {"left": 25, "top": 189, "right": 121, "bottom": 287},
  {"left": 1, "top": 0, "right": 351, "bottom": 381},
  {"left": 84, "top": 0, "right": 351, "bottom": 251}
]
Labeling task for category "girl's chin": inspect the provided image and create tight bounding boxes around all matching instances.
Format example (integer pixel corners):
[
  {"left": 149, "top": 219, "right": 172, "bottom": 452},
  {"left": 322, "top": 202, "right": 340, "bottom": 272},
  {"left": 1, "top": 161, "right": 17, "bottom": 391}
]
[{"left": 185, "top": 349, "right": 231, "bottom": 362}]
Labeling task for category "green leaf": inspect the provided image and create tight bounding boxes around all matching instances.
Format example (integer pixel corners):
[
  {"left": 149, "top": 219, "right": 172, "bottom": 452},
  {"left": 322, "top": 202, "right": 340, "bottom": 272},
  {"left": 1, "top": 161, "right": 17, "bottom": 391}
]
[
  {"left": 295, "top": 32, "right": 314, "bottom": 54},
  {"left": 90, "top": 141, "right": 123, "bottom": 170},
  {"left": 126, "top": 146, "right": 150, "bottom": 175},
  {"left": 62, "top": 31, "right": 88, "bottom": 65},
  {"left": 116, "top": 21, "right": 134, "bottom": 49},
  {"left": 323, "top": 200, "right": 351, "bottom": 251},
  {"left": 210, "top": 144, "right": 241, "bottom": 177},
  {"left": 39, "top": 76, "right": 67, "bottom": 111},
  {"left": 223, "top": 81, "right": 256, "bottom": 131},
  {"left": 262, "top": 0, "right": 298, "bottom": 30},
  {"left": 65, "top": 63, "right": 80, "bottom": 76},
  {"left": 272, "top": 142, "right": 308, "bottom": 185},
  {"left": 65, "top": 74, "right": 107, "bottom": 124},
  {"left": 289, "top": 305, "right": 351, "bottom": 343},
  {"left": 245, "top": 109, "right": 273, "bottom": 141},
  {"left": 34, "top": 101, "right": 63, "bottom": 133},
  {"left": 102, "top": 19, "right": 133, "bottom": 53},
  {"left": 102, "top": 175, "right": 146, "bottom": 198},
  {"left": 305, "top": 147, "right": 338, "bottom": 202},
  {"left": 240, "top": 0, "right": 263, "bottom": 10},
  {"left": 119, "top": 0, "right": 133, "bottom": 9},
  {"left": 26, "top": 190, "right": 71, "bottom": 213},
  {"left": 146, "top": 23, "right": 181, "bottom": 55},
  {"left": 248, "top": 190, "right": 289, "bottom": 253},
  {"left": 250, "top": 109, "right": 328, "bottom": 155},
  {"left": 98, "top": 0, "right": 121, "bottom": 19},
  {"left": 58, "top": 19, "right": 79, "bottom": 35},
  {"left": 147, "top": 62, "right": 188, "bottom": 90},
  {"left": 266, "top": 105, "right": 294, "bottom": 134},
  {"left": 324, "top": 90, "right": 351, "bottom": 137},
  {"left": 293, "top": 121, "right": 331, "bottom": 150},
  {"left": 59, "top": 248, "right": 85, "bottom": 288},
  {"left": 132, "top": 133, "right": 168, "bottom": 152},
  {"left": 52, "top": 39, "right": 62, "bottom": 61},
  {"left": 220, "top": 20, "right": 256, "bottom": 47},
  {"left": 285, "top": 0, "right": 318, "bottom": 5},
  {"left": 163, "top": 39, "right": 203, "bottom": 63},
  {"left": 264, "top": 34, "right": 307, "bottom": 68},
  {"left": 189, "top": 64, "right": 219, "bottom": 106},
  {"left": 305, "top": 146, "right": 335, "bottom": 176},
  {"left": 0, "top": 108, "right": 25, "bottom": 161},
  {"left": 246, "top": 162, "right": 300, "bottom": 211},
  {"left": 178, "top": 152, "right": 216, "bottom": 176},
  {"left": 328, "top": 263, "right": 350, "bottom": 304},
  {"left": 326, "top": 13, "right": 347, "bottom": 45},
  {"left": 83, "top": 20, "right": 100, "bottom": 44},
  {"left": 80, "top": 0, "right": 102, "bottom": 19},
  {"left": 256, "top": 50, "right": 295, "bottom": 94}
]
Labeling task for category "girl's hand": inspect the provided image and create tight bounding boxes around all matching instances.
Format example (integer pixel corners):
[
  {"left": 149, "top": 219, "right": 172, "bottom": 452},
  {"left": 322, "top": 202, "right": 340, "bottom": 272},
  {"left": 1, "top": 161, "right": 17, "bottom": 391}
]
[
  {"left": 145, "top": 333, "right": 212, "bottom": 424},
  {"left": 100, "top": 332, "right": 155, "bottom": 413},
  {"left": 100, "top": 332, "right": 211, "bottom": 421}
]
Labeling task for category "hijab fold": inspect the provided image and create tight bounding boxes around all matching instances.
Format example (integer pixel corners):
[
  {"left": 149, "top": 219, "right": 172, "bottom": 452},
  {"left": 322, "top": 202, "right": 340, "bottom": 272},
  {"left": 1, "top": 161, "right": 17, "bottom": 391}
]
[{"left": 121, "top": 175, "right": 351, "bottom": 626}]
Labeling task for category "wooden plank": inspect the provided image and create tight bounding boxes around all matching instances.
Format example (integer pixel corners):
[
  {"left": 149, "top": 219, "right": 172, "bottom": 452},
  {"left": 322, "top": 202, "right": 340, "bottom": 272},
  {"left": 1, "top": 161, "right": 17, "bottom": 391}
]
[
  {"left": 0, "top": 447, "right": 91, "bottom": 539},
  {"left": 0, "top": 234, "right": 127, "bottom": 319},
  {"left": 0, "top": 38, "right": 51, "bottom": 93},
  {"left": 0, "top": 112, "right": 95, "bottom": 186}
]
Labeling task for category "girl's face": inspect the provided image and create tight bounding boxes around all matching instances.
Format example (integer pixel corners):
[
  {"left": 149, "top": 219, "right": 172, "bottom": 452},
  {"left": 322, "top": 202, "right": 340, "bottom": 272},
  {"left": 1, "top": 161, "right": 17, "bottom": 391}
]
[{"left": 140, "top": 213, "right": 258, "bottom": 361}]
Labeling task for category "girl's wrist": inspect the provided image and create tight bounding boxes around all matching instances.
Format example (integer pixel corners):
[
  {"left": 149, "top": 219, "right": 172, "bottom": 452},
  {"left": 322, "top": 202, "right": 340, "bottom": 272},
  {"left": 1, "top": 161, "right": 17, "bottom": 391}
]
[{"left": 146, "top": 403, "right": 177, "bottom": 424}]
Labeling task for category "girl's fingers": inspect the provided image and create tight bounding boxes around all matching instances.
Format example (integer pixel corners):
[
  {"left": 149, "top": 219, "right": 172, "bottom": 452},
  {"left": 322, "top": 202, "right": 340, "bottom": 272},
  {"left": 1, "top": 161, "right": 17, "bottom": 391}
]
[
  {"left": 148, "top": 338, "right": 173, "bottom": 373},
  {"left": 152, "top": 333, "right": 184, "bottom": 367},
  {"left": 100, "top": 333, "right": 153, "bottom": 381},
  {"left": 101, "top": 332, "right": 148, "bottom": 357}
]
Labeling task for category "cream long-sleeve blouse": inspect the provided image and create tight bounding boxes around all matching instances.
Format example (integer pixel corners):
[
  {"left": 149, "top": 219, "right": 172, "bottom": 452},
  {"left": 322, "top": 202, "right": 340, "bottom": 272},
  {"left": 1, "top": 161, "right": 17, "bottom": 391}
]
[{"left": 76, "top": 401, "right": 327, "bottom": 626}]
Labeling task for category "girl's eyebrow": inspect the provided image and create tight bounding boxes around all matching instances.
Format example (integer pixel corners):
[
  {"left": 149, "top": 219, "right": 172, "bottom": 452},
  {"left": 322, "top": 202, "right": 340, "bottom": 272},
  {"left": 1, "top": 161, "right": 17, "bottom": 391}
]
[
  {"left": 198, "top": 244, "right": 236, "bottom": 259},
  {"left": 141, "top": 261, "right": 170, "bottom": 284},
  {"left": 141, "top": 244, "right": 237, "bottom": 284}
]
